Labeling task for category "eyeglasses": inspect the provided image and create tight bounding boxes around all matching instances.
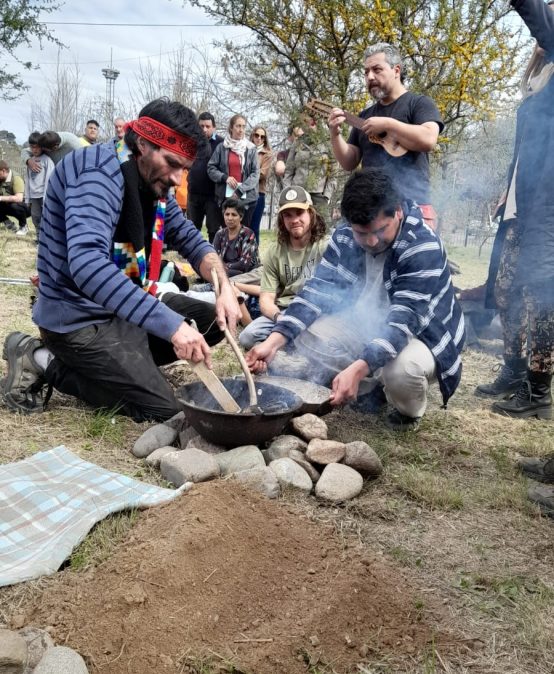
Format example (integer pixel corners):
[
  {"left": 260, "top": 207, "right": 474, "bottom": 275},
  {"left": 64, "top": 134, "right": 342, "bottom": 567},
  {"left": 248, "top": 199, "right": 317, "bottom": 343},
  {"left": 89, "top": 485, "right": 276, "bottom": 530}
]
[{"left": 253, "top": 133, "right": 266, "bottom": 139}]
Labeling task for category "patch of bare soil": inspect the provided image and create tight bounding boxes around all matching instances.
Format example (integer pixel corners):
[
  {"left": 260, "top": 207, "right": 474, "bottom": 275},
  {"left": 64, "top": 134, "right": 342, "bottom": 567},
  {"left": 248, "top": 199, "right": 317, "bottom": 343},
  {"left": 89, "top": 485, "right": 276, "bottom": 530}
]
[{"left": 21, "top": 482, "right": 450, "bottom": 674}]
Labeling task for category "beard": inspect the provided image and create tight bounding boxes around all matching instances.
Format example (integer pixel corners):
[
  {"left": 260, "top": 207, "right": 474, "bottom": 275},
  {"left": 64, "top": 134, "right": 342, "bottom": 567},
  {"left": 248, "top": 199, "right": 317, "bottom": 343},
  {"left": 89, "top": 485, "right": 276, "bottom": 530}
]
[{"left": 368, "top": 85, "right": 386, "bottom": 101}]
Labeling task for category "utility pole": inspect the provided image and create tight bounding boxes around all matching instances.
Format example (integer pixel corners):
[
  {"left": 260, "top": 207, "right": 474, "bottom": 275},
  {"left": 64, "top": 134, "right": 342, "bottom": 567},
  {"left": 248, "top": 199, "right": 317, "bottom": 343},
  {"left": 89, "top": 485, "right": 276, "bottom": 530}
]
[{"left": 102, "top": 49, "right": 119, "bottom": 139}]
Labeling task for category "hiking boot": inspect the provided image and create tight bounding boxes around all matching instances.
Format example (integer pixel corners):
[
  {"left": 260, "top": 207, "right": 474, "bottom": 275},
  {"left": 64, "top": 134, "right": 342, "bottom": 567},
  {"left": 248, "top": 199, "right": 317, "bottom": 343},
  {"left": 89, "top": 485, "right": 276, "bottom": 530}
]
[
  {"left": 527, "top": 483, "right": 554, "bottom": 517},
  {"left": 492, "top": 371, "right": 552, "bottom": 420},
  {"left": 349, "top": 384, "right": 387, "bottom": 414},
  {"left": 386, "top": 408, "right": 421, "bottom": 432},
  {"left": 16, "top": 225, "right": 29, "bottom": 236},
  {"left": 517, "top": 454, "right": 554, "bottom": 483},
  {"left": 1, "top": 332, "right": 46, "bottom": 414},
  {"left": 475, "top": 356, "right": 527, "bottom": 397}
]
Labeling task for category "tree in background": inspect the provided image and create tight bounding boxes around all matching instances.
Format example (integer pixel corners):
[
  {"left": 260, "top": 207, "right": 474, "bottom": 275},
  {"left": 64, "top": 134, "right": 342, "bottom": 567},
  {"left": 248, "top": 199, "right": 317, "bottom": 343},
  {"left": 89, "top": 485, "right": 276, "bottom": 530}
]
[
  {"left": 188, "top": 0, "right": 527, "bottom": 144},
  {"left": 0, "top": 0, "right": 62, "bottom": 100}
]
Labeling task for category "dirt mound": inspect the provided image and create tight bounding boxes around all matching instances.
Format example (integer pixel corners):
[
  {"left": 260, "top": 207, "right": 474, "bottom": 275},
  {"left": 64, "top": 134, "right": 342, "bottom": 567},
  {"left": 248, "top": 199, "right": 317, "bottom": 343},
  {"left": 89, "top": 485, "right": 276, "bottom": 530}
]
[{"left": 23, "top": 482, "right": 443, "bottom": 673}]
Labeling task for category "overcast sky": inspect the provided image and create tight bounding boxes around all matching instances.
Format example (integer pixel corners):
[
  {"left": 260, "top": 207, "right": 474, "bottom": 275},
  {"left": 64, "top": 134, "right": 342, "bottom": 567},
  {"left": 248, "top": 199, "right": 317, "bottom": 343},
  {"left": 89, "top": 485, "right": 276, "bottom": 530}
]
[{"left": 1, "top": 0, "right": 249, "bottom": 144}]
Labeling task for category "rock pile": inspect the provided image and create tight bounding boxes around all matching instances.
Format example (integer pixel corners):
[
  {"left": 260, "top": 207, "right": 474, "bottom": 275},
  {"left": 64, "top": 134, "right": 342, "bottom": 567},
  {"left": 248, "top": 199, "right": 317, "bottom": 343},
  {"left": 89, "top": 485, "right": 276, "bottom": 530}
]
[
  {"left": 0, "top": 627, "right": 88, "bottom": 674},
  {"left": 132, "top": 412, "right": 383, "bottom": 502}
]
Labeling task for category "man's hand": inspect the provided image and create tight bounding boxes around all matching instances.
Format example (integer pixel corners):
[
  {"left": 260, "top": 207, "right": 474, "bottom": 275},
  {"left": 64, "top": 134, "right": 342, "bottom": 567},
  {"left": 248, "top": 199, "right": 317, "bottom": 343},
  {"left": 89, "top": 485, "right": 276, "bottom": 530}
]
[
  {"left": 361, "top": 116, "right": 391, "bottom": 138},
  {"left": 27, "top": 158, "right": 42, "bottom": 174},
  {"left": 171, "top": 321, "right": 212, "bottom": 368},
  {"left": 329, "top": 359, "right": 370, "bottom": 406},
  {"left": 328, "top": 107, "right": 346, "bottom": 136},
  {"left": 214, "top": 280, "right": 242, "bottom": 334},
  {"left": 245, "top": 333, "right": 287, "bottom": 374},
  {"left": 226, "top": 176, "right": 239, "bottom": 189}
]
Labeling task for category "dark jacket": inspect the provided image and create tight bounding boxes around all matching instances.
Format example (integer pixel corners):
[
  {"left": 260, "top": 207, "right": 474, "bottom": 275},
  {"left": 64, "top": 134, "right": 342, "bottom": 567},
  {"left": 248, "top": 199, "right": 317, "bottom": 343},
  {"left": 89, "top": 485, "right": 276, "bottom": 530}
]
[
  {"left": 510, "top": 0, "right": 554, "bottom": 299},
  {"left": 207, "top": 144, "right": 259, "bottom": 207},
  {"left": 187, "top": 134, "right": 223, "bottom": 197}
]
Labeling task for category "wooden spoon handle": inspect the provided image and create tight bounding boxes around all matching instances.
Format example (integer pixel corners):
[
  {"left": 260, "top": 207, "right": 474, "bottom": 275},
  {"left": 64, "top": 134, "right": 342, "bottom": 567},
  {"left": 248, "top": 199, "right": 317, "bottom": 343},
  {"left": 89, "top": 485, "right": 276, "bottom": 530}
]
[{"left": 211, "top": 268, "right": 258, "bottom": 408}]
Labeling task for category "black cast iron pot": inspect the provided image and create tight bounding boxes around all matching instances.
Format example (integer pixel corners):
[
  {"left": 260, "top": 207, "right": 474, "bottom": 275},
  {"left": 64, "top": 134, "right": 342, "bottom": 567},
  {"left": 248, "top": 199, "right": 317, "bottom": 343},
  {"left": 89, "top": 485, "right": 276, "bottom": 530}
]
[{"left": 177, "top": 378, "right": 303, "bottom": 447}]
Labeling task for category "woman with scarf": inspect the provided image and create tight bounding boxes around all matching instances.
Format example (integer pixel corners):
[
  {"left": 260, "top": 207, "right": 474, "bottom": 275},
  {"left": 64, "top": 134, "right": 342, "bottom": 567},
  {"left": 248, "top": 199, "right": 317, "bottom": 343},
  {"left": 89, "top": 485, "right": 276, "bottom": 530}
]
[
  {"left": 479, "top": 0, "right": 554, "bottom": 422},
  {"left": 249, "top": 125, "right": 273, "bottom": 242},
  {"left": 207, "top": 114, "right": 259, "bottom": 228}
]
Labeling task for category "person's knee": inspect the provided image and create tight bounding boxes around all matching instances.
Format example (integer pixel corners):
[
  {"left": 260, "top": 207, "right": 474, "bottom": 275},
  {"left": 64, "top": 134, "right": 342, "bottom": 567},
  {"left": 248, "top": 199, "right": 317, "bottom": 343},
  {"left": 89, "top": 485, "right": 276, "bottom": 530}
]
[
  {"left": 238, "top": 325, "right": 256, "bottom": 349},
  {"left": 382, "top": 357, "right": 428, "bottom": 399}
]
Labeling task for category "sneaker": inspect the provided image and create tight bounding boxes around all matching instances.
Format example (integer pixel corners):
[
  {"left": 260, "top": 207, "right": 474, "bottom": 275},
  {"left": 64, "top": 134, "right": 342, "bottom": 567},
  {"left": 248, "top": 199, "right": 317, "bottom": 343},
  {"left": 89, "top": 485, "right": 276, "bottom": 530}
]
[
  {"left": 527, "top": 483, "right": 554, "bottom": 517},
  {"left": 1, "top": 332, "right": 46, "bottom": 414},
  {"left": 517, "top": 455, "right": 554, "bottom": 484},
  {"left": 16, "top": 225, "right": 29, "bottom": 236},
  {"left": 386, "top": 408, "right": 421, "bottom": 432}
]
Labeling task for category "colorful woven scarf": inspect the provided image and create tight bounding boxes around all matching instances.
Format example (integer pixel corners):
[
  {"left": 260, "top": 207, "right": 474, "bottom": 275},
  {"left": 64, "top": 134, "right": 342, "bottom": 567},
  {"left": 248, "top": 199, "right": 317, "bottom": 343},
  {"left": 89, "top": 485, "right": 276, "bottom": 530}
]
[{"left": 112, "top": 156, "right": 166, "bottom": 296}]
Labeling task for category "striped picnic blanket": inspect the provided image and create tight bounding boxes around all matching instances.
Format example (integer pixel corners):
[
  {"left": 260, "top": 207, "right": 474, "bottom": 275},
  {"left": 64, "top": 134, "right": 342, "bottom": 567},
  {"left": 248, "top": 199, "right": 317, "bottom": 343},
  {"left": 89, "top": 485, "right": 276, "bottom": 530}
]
[{"left": 0, "top": 445, "right": 188, "bottom": 587}]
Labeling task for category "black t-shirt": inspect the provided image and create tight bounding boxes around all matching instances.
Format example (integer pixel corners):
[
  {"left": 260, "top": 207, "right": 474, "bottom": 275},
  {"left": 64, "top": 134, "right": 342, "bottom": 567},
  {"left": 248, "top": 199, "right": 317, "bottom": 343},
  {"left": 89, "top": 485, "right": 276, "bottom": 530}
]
[{"left": 348, "top": 91, "right": 443, "bottom": 203}]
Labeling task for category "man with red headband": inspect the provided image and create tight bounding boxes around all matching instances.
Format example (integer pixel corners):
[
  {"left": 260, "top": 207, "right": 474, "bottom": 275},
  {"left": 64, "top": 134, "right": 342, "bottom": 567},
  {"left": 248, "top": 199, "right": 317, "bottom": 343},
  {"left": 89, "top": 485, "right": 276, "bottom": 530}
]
[{"left": 1, "top": 98, "right": 241, "bottom": 422}]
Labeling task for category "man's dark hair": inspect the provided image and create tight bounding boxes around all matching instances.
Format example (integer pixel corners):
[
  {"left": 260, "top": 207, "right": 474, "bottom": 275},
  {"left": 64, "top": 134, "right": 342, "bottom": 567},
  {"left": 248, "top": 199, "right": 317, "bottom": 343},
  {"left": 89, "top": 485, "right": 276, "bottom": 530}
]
[
  {"left": 341, "top": 168, "right": 402, "bottom": 226},
  {"left": 86, "top": 119, "right": 100, "bottom": 127},
  {"left": 125, "top": 98, "right": 206, "bottom": 158},
  {"left": 0, "top": 160, "right": 9, "bottom": 171},
  {"left": 38, "top": 131, "right": 62, "bottom": 151},
  {"left": 222, "top": 197, "right": 245, "bottom": 218},
  {"left": 277, "top": 206, "right": 327, "bottom": 246},
  {"left": 28, "top": 131, "right": 41, "bottom": 145},
  {"left": 198, "top": 111, "right": 216, "bottom": 126}
]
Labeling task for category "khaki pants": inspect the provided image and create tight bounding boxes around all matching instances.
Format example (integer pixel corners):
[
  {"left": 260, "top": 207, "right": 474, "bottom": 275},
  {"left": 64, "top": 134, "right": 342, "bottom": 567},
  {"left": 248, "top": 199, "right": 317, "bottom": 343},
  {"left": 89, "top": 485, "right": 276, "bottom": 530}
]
[{"left": 295, "top": 314, "right": 436, "bottom": 417}]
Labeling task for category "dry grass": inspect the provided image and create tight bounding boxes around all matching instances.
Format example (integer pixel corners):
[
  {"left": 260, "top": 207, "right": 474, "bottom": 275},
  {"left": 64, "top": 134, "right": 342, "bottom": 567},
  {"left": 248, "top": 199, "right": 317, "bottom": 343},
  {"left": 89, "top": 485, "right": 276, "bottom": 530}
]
[{"left": 1, "top": 230, "right": 554, "bottom": 673}]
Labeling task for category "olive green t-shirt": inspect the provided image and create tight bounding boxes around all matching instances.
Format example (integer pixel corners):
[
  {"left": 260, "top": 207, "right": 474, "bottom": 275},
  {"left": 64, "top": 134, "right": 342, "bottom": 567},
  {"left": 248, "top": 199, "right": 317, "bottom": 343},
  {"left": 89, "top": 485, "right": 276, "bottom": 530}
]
[
  {"left": 0, "top": 171, "right": 24, "bottom": 197},
  {"left": 261, "top": 237, "right": 329, "bottom": 308}
]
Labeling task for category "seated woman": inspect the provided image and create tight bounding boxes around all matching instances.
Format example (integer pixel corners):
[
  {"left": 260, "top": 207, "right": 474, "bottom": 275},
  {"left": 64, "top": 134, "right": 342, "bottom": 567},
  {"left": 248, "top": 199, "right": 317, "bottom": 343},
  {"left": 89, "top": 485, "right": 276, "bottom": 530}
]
[{"left": 213, "top": 198, "right": 260, "bottom": 277}]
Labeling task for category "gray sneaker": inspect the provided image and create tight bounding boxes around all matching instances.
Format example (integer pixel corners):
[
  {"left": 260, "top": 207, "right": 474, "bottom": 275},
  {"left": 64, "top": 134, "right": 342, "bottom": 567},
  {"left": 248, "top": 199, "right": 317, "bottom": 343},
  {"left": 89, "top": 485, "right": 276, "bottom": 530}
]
[{"left": 2, "top": 332, "right": 46, "bottom": 413}]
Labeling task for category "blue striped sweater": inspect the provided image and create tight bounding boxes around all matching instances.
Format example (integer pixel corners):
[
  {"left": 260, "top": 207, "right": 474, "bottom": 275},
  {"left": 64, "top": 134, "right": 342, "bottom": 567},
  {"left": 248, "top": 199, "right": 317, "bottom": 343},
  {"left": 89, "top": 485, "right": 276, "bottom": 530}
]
[
  {"left": 273, "top": 205, "right": 466, "bottom": 403},
  {"left": 33, "top": 143, "right": 214, "bottom": 341}
]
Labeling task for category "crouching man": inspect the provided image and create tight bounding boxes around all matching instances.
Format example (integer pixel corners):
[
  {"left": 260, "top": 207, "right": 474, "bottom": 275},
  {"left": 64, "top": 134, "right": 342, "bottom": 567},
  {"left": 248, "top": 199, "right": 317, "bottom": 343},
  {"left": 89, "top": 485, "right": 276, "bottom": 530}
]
[
  {"left": 2, "top": 98, "right": 240, "bottom": 422},
  {"left": 246, "top": 168, "right": 465, "bottom": 431}
]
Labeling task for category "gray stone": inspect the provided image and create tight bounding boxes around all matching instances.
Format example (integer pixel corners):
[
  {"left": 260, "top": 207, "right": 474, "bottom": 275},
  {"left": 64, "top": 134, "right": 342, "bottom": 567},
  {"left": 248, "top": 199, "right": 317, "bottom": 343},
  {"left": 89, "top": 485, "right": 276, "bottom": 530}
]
[
  {"left": 0, "top": 629, "right": 27, "bottom": 674},
  {"left": 289, "top": 449, "right": 321, "bottom": 483},
  {"left": 232, "top": 467, "right": 281, "bottom": 499},
  {"left": 263, "top": 444, "right": 292, "bottom": 463},
  {"left": 19, "top": 627, "right": 54, "bottom": 673},
  {"left": 290, "top": 414, "right": 328, "bottom": 441},
  {"left": 33, "top": 646, "right": 88, "bottom": 674},
  {"left": 178, "top": 425, "right": 199, "bottom": 449},
  {"left": 215, "top": 445, "right": 265, "bottom": 476},
  {"left": 315, "top": 463, "right": 363, "bottom": 502},
  {"left": 160, "top": 449, "right": 220, "bottom": 486},
  {"left": 306, "top": 439, "right": 346, "bottom": 465},
  {"left": 267, "top": 434, "right": 308, "bottom": 454},
  {"left": 132, "top": 424, "right": 178, "bottom": 458},
  {"left": 144, "top": 445, "right": 177, "bottom": 468},
  {"left": 163, "top": 411, "right": 187, "bottom": 431},
  {"left": 344, "top": 441, "right": 383, "bottom": 478},
  {"left": 185, "top": 435, "right": 227, "bottom": 454},
  {"left": 269, "top": 458, "right": 312, "bottom": 492}
]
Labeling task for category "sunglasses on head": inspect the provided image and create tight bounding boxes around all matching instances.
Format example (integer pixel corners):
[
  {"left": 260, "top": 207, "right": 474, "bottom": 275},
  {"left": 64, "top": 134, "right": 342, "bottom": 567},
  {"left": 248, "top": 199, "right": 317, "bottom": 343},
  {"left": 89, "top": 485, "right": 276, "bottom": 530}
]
[{"left": 253, "top": 132, "right": 266, "bottom": 139}]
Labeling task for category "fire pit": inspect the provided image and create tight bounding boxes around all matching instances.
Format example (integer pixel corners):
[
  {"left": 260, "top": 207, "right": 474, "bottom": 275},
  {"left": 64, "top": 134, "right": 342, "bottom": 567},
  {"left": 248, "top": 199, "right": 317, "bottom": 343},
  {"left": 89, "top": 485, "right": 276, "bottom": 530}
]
[{"left": 177, "top": 378, "right": 303, "bottom": 447}]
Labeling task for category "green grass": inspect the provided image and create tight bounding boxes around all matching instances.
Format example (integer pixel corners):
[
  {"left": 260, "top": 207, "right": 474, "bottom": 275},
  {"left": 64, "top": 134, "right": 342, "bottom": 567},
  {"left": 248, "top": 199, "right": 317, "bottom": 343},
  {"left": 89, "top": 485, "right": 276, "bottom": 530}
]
[
  {"left": 392, "top": 465, "right": 465, "bottom": 510},
  {"left": 69, "top": 510, "right": 139, "bottom": 570},
  {"left": 84, "top": 408, "right": 126, "bottom": 444}
]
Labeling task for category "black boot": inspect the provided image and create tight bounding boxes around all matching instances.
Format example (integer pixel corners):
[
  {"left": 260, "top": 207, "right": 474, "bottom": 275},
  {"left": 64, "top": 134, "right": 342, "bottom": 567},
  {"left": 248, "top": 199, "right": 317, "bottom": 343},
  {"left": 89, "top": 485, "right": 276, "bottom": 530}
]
[
  {"left": 475, "top": 356, "right": 527, "bottom": 397},
  {"left": 492, "top": 370, "right": 552, "bottom": 420}
]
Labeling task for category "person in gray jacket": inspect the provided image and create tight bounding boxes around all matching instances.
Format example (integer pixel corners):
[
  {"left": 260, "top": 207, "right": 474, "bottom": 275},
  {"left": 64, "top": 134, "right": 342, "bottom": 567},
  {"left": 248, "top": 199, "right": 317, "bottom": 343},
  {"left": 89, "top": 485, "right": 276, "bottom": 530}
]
[
  {"left": 284, "top": 114, "right": 337, "bottom": 225},
  {"left": 207, "top": 114, "right": 259, "bottom": 228}
]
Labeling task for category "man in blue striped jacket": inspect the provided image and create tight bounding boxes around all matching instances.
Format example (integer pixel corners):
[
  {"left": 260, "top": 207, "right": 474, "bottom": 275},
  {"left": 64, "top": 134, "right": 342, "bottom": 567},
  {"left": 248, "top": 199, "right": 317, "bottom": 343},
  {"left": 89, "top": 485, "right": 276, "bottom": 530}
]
[
  {"left": 2, "top": 99, "right": 241, "bottom": 422},
  {"left": 246, "top": 168, "right": 465, "bottom": 431}
]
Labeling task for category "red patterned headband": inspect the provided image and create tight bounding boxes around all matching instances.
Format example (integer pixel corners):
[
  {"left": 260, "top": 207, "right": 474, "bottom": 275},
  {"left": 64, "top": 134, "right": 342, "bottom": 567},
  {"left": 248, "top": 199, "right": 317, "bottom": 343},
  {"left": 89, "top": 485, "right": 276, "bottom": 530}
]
[{"left": 126, "top": 116, "right": 197, "bottom": 160}]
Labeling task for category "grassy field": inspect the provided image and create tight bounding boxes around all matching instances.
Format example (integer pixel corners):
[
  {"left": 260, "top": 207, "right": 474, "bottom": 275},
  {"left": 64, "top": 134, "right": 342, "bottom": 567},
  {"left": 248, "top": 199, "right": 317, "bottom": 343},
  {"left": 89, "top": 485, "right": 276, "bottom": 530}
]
[{"left": 0, "top": 225, "right": 553, "bottom": 673}]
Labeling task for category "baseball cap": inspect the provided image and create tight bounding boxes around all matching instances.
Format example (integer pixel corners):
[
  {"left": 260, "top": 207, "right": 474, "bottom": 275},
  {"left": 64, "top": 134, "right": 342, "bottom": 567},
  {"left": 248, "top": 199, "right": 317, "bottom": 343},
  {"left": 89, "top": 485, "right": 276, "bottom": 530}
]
[{"left": 278, "top": 186, "right": 313, "bottom": 213}]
